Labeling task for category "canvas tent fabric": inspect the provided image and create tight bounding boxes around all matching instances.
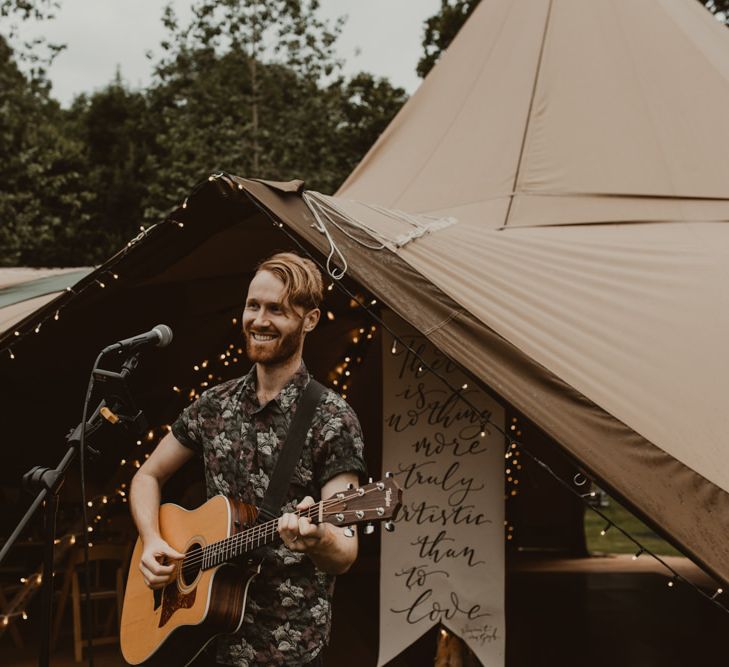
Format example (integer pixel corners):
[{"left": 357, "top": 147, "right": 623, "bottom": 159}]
[
  {"left": 1, "top": 0, "right": 728, "bottom": 593},
  {"left": 324, "top": 0, "right": 729, "bottom": 586}
]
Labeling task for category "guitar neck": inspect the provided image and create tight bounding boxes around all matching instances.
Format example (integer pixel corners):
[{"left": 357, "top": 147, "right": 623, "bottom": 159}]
[
  {"left": 180, "top": 478, "right": 401, "bottom": 573},
  {"left": 197, "top": 503, "right": 321, "bottom": 571}
]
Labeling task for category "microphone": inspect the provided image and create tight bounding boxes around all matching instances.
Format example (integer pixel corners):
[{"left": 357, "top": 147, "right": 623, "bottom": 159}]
[{"left": 102, "top": 324, "right": 173, "bottom": 355}]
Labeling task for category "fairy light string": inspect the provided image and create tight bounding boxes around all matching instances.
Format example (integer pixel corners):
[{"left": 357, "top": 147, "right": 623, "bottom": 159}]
[
  {"left": 0, "top": 491, "right": 126, "bottom": 633},
  {"left": 0, "top": 220, "right": 180, "bottom": 363},
  {"left": 1, "top": 176, "right": 725, "bottom": 625}
]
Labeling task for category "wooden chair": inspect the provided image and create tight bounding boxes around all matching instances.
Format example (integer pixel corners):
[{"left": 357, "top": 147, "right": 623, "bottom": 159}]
[{"left": 55, "top": 544, "right": 130, "bottom": 662}]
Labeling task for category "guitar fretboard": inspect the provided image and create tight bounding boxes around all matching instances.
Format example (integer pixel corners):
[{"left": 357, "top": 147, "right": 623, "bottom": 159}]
[{"left": 184, "top": 503, "right": 321, "bottom": 573}]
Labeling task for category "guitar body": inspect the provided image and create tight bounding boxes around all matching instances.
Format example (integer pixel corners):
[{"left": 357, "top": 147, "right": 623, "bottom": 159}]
[
  {"left": 120, "top": 496, "right": 259, "bottom": 666},
  {"left": 120, "top": 478, "right": 402, "bottom": 665}
]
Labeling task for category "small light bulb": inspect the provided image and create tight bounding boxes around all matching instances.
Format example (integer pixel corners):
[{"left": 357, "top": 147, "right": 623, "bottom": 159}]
[{"left": 54, "top": 311, "right": 59, "bottom": 321}]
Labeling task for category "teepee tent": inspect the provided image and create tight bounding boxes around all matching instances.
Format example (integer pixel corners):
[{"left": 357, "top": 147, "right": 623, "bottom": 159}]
[
  {"left": 326, "top": 0, "right": 729, "bottom": 585},
  {"left": 2, "top": 0, "right": 729, "bottom": 662}
]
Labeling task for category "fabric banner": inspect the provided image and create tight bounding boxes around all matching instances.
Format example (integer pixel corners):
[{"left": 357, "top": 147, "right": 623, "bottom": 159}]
[{"left": 378, "top": 312, "right": 505, "bottom": 666}]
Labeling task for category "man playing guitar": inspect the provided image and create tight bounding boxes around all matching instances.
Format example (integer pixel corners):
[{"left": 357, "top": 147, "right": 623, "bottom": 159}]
[{"left": 129, "top": 252, "right": 367, "bottom": 666}]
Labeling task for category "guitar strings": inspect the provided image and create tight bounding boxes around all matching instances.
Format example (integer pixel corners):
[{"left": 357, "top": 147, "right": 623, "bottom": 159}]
[
  {"left": 178, "top": 486, "right": 386, "bottom": 574},
  {"left": 179, "top": 488, "right": 380, "bottom": 573},
  {"left": 178, "top": 486, "right": 386, "bottom": 575},
  {"left": 178, "top": 501, "right": 358, "bottom": 576}
]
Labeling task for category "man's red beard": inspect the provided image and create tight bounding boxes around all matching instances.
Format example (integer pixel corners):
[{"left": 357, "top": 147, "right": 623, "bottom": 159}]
[{"left": 244, "top": 322, "right": 304, "bottom": 366}]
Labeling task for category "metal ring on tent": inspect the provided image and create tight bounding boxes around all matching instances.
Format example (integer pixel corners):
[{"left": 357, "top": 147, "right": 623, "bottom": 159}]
[{"left": 573, "top": 472, "right": 588, "bottom": 487}]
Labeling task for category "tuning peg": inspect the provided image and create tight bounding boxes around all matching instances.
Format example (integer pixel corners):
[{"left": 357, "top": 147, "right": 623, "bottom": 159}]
[
  {"left": 384, "top": 521, "right": 395, "bottom": 532},
  {"left": 364, "top": 522, "right": 375, "bottom": 535},
  {"left": 385, "top": 471, "right": 393, "bottom": 478},
  {"left": 343, "top": 526, "right": 356, "bottom": 538},
  {"left": 368, "top": 477, "right": 373, "bottom": 484}
]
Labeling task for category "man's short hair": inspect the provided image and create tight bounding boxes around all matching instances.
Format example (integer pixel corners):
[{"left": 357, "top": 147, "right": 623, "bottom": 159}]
[{"left": 255, "top": 252, "right": 325, "bottom": 312}]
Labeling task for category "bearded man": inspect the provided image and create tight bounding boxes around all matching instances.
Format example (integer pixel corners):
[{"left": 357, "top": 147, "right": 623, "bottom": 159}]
[{"left": 129, "top": 252, "right": 366, "bottom": 666}]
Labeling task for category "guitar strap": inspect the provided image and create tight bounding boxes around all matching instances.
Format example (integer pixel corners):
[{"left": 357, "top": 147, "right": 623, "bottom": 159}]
[{"left": 257, "top": 378, "right": 326, "bottom": 523}]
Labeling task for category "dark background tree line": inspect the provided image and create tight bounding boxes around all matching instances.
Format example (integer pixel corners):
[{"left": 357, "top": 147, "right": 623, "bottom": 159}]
[{"left": 1, "top": 0, "right": 727, "bottom": 267}]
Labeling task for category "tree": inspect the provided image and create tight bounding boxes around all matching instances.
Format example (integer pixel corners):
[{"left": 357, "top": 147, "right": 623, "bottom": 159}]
[
  {"left": 0, "top": 0, "right": 64, "bottom": 84},
  {"left": 64, "top": 73, "right": 159, "bottom": 260},
  {"left": 327, "top": 73, "right": 407, "bottom": 185},
  {"left": 0, "top": 35, "right": 92, "bottom": 266},
  {"left": 417, "top": 0, "right": 479, "bottom": 79},
  {"left": 0, "top": 0, "right": 408, "bottom": 265},
  {"left": 141, "top": 0, "right": 405, "bottom": 222}
]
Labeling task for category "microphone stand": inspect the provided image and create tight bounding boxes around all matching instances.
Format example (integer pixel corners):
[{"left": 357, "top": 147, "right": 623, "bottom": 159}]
[{"left": 0, "top": 352, "right": 147, "bottom": 667}]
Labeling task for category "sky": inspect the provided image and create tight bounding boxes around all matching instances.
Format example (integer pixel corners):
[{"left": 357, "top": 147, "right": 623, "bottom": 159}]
[{"left": 13, "top": 0, "right": 441, "bottom": 106}]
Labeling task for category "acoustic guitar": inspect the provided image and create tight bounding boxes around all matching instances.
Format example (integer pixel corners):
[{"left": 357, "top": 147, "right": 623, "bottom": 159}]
[{"left": 120, "top": 477, "right": 402, "bottom": 666}]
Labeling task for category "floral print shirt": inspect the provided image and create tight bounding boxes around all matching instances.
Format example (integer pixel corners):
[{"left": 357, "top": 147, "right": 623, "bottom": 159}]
[{"left": 171, "top": 363, "right": 366, "bottom": 666}]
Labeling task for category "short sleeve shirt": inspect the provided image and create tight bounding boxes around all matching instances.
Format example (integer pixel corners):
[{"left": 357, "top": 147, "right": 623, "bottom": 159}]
[{"left": 171, "top": 363, "right": 366, "bottom": 666}]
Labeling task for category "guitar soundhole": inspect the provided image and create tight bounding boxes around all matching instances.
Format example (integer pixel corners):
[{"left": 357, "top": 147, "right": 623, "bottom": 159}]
[{"left": 180, "top": 542, "right": 203, "bottom": 587}]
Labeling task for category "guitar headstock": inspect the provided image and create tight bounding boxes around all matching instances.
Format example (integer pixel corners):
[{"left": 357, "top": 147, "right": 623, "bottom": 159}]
[{"left": 321, "top": 475, "right": 402, "bottom": 533}]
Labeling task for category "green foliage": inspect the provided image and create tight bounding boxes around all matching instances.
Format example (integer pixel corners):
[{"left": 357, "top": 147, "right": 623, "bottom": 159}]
[
  {"left": 417, "top": 0, "right": 479, "bottom": 79},
  {"left": 0, "top": 0, "right": 64, "bottom": 83},
  {"left": 584, "top": 497, "right": 681, "bottom": 557},
  {"left": 0, "top": 36, "right": 92, "bottom": 266},
  {"left": 0, "top": 0, "right": 407, "bottom": 266}
]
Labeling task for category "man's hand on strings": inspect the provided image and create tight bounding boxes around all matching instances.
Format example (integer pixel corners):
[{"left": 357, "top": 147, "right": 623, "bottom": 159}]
[
  {"left": 278, "top": 496, "right": 329, "bottom": 554},
  {"left": 139, "top": 535, "right": 185, "bottom": 589}
]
